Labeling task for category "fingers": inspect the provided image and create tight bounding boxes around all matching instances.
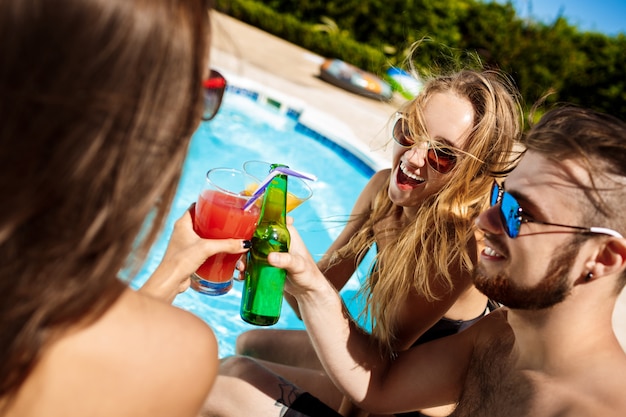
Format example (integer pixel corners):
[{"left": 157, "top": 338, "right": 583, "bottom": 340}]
[
  {"left": 188, "top": 203, "right": 196, "bottom": 225},
  {"left": 170, "top": 206, "right": 198, "bottom": 240},
  {"left": 284, "top": 224, "right": 310, "bottom": 260},
  {"left": 235, "top": 255, "right": 247, "bottom": 271},
  {"left": 202, "top": 238, "right": 251, "bottom": 256},
  {"left": 267, "top": 251, "right": 311, "bottom": 276},
  {"left": 234, "top": 257, "right": 246, "bottom": 281},
  {"left": 267, "top": 251, "right": 285, "bottom": 267},
  {"left": 267, "top": 251, "right": 298, "bottom": 271}
]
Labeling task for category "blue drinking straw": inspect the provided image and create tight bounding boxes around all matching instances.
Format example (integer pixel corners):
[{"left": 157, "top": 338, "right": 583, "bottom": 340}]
[{"left": 243, "top": 166, "right": 317, "bottom": 211}]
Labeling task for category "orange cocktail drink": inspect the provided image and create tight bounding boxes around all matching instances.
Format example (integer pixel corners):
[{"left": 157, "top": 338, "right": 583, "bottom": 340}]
[
  {"left": 191, "top": 168, "right": 260, "bottom": 296},
  {"left": 243, "top": 184, "right": 305, "bottom": 212},
  {"left": 243, "top": 160, "right": 312, "bottom": 212}
]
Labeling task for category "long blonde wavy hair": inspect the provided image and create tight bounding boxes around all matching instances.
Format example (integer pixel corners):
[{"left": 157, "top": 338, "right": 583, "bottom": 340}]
[{"left": 335, "top": 69, "right": 522, "bottom": 353}]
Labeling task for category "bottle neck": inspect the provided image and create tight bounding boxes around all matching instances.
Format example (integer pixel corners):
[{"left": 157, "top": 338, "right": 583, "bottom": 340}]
[{"left": 259, "top": 173, "right": 287, "bottom": 222}]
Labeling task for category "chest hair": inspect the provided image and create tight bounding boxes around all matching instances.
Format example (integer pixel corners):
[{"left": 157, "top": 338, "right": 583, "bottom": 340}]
[{"left": 450, "top": 333, "right": 535, "bottom": 417}]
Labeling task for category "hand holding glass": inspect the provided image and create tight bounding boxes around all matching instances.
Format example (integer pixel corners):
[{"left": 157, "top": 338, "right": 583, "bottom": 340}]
[{"left": 191, "top": 168, "right": 261, "bottom": 296}]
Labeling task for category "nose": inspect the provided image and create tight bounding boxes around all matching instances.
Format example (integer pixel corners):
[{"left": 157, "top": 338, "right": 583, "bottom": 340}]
[
  {"left": 475, "top": 204, "right": 506, "bottom": 237},
  {"left": 403, "top": 144, "right": 429, "bottom": 168}
]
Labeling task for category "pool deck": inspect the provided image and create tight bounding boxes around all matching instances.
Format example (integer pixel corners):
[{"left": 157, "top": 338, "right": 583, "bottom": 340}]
[
  {"left": 210, "top": 11, "right": 401, "bottom": 169},
  {"left": 209, "top": 11, "right": 626, "bottom": 350}
]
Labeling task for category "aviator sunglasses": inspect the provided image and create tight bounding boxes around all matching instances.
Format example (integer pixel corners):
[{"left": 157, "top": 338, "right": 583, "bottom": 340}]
[
  {"left": 392, "top": 114, "right": 458, "bottom": 174},
  {"left": 490, "top": 181, "right": 623, "bottom": 239},
  {"left": 202, "top": 69, "right": 227, "bottom": 121}
]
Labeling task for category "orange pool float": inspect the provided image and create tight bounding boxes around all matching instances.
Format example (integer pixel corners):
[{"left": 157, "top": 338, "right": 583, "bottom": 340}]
[{"left": 319, "top": 58, "right": 393, "bottom": 101}]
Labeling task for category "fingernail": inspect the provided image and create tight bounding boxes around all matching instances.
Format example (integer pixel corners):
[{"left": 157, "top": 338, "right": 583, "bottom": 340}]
[{"left": 242, "top": 240, "right": 252, "bottom": 249}]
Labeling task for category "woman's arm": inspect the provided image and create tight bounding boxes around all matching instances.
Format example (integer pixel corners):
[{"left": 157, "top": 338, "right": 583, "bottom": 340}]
[{"left": 284, "top": 170, "right": 391, "bottom": 318}]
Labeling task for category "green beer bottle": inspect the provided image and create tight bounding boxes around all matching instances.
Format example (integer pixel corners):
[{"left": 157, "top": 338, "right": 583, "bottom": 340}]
[{"left": 240, "top": 164, "right": 291, "bottom": 326}]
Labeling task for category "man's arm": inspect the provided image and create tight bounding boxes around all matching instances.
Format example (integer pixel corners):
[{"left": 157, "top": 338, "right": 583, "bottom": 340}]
[{"left": 268, "top": 222, "right": 476, "bottom": 414}]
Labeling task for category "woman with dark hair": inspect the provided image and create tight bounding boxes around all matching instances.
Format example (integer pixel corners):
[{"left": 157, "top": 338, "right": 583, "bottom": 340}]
[{"left": 0, "top": 0, "right": 244, "bottom": 415}]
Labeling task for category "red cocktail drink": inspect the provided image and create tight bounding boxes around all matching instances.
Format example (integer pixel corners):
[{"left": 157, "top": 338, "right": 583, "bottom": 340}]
[{"left": 191, "top": 168, "right": 260, "bottom": 295}]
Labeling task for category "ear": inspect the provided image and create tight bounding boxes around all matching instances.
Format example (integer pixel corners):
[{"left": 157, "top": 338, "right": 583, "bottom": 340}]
[{"left": 587, "top": 238, "right": 626, "bottom": 279}]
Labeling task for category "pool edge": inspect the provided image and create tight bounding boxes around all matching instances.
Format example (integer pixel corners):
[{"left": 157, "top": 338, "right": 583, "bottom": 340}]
[{"left": 219, "top": 71, "right": 391, "bottom": 175}]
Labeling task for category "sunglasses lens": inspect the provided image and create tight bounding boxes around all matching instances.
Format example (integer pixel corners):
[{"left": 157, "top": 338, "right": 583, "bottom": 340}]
[
  {"left": 490, "top": 181, "right": 500, "bottom": 207},
  {"left": 202, "top": 70, "right": 226, "bottom": 121},
  {"left": 500, "top": 191, "right": 521, "bottom": 238},
  {"left": 392, "top": 118, "right": 413, "bottom": 147},
  {"left": 393, "top": 115, "right": 457, "bottom": 174},
  {"left": 427, "top": 147, "right": 457, "bottom": 174}
]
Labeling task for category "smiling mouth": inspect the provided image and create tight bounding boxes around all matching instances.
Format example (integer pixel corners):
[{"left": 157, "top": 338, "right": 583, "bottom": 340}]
[
  {"left": 396, "top": 161, "right": 425, "bottom": 188},
  {"left": 481, "top": 236, "right": 508, "bottom": 259},
  {"left": 483, "top": 246, "right": 502, "bottom": 258}
]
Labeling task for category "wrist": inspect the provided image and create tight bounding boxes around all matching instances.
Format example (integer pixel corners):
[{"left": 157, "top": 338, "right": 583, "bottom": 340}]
[
  {"left": 295, "top": 273, "right": 341, "bottom": 311},
  {"left": 140, "top": 261, "right": 183, "bottom": 303}
]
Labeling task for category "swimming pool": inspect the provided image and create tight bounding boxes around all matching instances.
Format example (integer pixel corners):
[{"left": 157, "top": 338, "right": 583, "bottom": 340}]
[{"left": 131, "top": 89, "right": 378, "bottom": 357}]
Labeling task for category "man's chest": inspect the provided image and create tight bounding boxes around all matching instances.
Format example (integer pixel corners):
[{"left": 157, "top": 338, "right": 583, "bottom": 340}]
[{"left": 451, "top": 336, "right": 535, "bottom": 417}]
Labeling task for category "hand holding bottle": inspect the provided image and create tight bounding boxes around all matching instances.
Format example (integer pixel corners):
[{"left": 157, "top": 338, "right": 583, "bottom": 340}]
[{"left": 266, "top": 220, "right": 332, "bottom": 299}]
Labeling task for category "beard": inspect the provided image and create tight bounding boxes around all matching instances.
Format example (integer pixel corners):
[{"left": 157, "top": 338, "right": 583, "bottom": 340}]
[{"left": 473, "top": 237, "right": 585, "bottom": 310}]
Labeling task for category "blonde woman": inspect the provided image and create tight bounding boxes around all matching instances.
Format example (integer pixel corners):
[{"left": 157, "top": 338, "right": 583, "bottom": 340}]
[{"left": 206, "top": 68, "right": 522, "bottom": 417}]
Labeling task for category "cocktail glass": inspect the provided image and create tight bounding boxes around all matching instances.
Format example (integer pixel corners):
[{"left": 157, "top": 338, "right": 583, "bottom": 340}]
[
  {"left": 243, "top": 160, "right": 313, "bottom": 212},
  {"left": 191, "top": 168, "right": 261, "bottom": 296}
]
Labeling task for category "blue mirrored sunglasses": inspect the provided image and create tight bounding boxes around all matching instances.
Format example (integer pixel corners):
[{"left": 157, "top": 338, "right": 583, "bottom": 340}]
[
  {"left": 202, "top": 69, "right": 226, "bottom": 121},
  {"left": 489, "top": 181, "right": 623, "bottom": 239}
]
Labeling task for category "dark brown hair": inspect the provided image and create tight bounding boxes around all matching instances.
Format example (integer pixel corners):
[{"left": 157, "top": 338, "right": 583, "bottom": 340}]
[
  {"left": 522, "top": 106, "right": 626, "bottom": 291},
  {"left": 0, "top": 0, "right": 212, "bottom": 402}
]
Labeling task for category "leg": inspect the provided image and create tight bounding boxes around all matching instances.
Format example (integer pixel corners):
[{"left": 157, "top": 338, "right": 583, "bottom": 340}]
[
  {"left": 235, "top": 329, "right": 323, "bottom": 369},
  {"left": 253, "top": 358, "right": 344, "bottom": 409},
  {"left": 201, "top": 356, "right": 304, "bottom": 417},
  {"left": 201, "top": 356, "right": 341, "bottom": 417},
  {"left": 338, "top": 396, "right": 371, "bottom": 417}
]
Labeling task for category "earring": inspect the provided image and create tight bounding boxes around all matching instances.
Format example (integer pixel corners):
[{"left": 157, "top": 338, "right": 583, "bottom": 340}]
[{"left": 584, "top": 272, "right": 594, "bottom": 282}]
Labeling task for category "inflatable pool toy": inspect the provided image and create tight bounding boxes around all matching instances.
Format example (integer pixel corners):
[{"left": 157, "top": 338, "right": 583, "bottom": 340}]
[
  {"left": 385, "top": 67, "right": 423, "bottom": 100},
  {"left": 319, "top": 58, "right": 393, "bottom": 101}
]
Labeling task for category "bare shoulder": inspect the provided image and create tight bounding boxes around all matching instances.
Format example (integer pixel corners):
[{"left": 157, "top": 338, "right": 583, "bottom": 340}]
[
  {"left": 13, "top": 288, "right": 218, "bottom": 417},
  {"left": 461, "top": 307, "right": 512, "bottom": 347},
  {"left": 561, "top": 345, "right": 626, "bottom": 416},
  {"left": 345, "top": 168, "right": 391, "bottom": 219},
  {"left": 526, "top": 353, "right": 626, "bottom": 417},
  {"left": 367, "top": 169, "right": 391, "bottom": 192},
  {"left": 352, "top": 169, "right": 390, "bottom": 212}
]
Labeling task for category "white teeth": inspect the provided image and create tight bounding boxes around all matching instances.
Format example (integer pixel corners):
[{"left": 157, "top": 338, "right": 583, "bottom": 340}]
[
  {"left": 400, "top": 161, "right": 424, "bottom": 181},
  {"left": 484, "top": 246, "right": 501, "bottom": 257}
]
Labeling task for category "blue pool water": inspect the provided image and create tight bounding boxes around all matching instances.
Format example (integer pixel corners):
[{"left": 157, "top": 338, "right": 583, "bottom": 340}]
[{"left": 131, "top": 91, "right": 376, "bottom": 357}]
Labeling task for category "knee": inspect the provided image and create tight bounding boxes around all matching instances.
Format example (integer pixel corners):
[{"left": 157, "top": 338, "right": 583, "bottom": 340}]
[
  {"left": 235, "top": 329, "right": 265, "bottom": 356},
  {"left": 219, "top": 355, "right": 260, "bottom": 379}
]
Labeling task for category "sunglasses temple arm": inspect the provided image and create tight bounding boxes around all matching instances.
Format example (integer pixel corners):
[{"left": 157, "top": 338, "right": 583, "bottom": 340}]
[{"left": 589, "top": 227, "right": 624, "bottom": 238}]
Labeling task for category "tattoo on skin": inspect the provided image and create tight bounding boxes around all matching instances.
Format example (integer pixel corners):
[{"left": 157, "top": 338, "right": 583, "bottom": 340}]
[{"left": 275, "top": 376, "right": 304, "bottom": 417}]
